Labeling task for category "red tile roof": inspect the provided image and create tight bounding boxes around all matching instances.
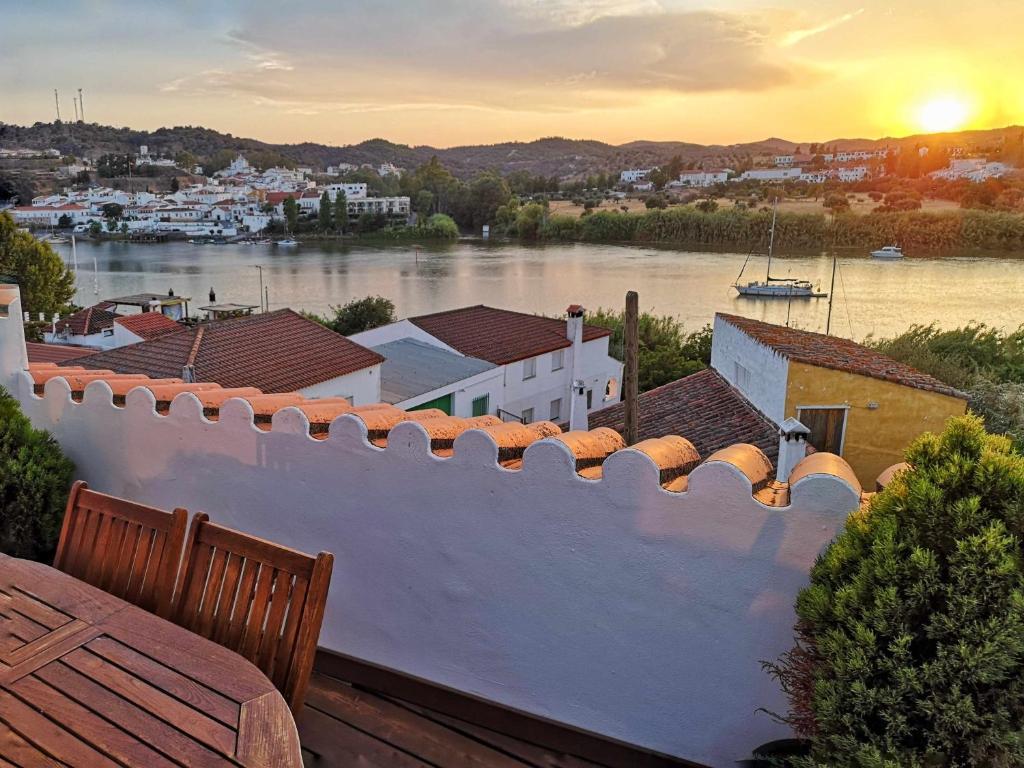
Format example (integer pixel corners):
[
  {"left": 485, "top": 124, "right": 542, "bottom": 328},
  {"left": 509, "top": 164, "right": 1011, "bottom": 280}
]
[
  {"left": 64, "top": 309, "right": 384, "bottom": 392},
  {"left": 26, "top": 342, "right": 98, "bottom": 364},
  {"left": 589, "top": 368, "right": 780, "bottom": 464},
  {"left": 114, "top": 312, "right": 181, "bottom": 340},
  {"left": 53, "top": 303, "right": 120, "bottom": 336},
  {"left": 409, "top": 306, "right": 611, "bottom": 366},
  {"left": 716, "top": 313, "right": 967, "bottom": 399}
]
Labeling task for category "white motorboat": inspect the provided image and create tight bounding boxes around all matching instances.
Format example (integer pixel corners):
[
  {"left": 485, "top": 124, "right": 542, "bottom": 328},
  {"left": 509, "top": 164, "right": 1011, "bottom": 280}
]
[
  {"left": 275, "top": 238, "right": 299, "bottom": 246},
  {"left": 870, "top": 245, "right": 904, "bottom": 259},
  {"left": 733, "top": 200, "right": 826, "bottom": 298}
]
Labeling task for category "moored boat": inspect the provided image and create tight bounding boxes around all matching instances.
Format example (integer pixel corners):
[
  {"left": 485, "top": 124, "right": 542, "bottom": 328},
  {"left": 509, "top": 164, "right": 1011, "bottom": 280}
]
[
  {"left": 733, "top": 199, "right": 825, "bottom": 299},
  {"left": 871, "top": 245, "right": 904, "bottom": 259}
]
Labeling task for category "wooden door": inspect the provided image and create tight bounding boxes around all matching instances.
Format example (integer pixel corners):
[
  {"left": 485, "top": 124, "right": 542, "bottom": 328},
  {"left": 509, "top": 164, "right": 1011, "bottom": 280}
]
[{"left": 797, "top": 407, "right": 847, "bottom": 455}]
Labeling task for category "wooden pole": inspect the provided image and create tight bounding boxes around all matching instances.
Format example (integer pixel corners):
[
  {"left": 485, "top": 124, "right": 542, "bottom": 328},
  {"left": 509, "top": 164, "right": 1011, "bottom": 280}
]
[{"left": 624, "top": 291, "right": 639, "bottom": 446}]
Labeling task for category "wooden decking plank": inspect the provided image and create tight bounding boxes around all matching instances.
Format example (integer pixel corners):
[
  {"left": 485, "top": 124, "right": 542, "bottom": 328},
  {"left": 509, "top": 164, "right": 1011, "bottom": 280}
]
[
  {"left": 11, "top": 673, "right": 179, "bottom": 768},
  {"left": 296, "top": 704, "right": 435, "bottom": 768},
  {"left": 304, "top": 675, "right": 530, "bottom": 768},
  {"left": 390, "top": 698, "right": 606, "bottom": 768},
  {"left": 36, "top": 659, "right": 239, "bottom": 768}
]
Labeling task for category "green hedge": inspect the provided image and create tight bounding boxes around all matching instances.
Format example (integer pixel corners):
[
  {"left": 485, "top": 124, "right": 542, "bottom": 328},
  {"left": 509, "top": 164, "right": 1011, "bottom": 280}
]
[{"left": 0, "top": 386, "right": 74, "bottom": 560}]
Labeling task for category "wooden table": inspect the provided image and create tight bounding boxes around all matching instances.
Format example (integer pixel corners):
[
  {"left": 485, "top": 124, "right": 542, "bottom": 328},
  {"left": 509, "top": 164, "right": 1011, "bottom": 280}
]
[{"left": 0, "top": 554, "right": 302, "bottom": 767}]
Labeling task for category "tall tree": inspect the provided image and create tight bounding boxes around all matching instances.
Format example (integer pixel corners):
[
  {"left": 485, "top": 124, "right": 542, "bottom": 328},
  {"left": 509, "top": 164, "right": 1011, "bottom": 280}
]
[
  {"left": 333, "top": 191, "right": 348, "bottom": 233},
  {"left": 282, "top": 196, "right": 299, "bottom": 233},
  {"left": 318, "top": 191, "right": 333, "bottom": 231},
  {"left": 0, "top": 213, "right": 76, "bottom": 317}
]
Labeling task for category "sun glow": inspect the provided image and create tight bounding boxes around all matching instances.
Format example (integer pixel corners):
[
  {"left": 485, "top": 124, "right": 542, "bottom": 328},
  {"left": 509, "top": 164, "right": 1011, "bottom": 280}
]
[{"left": 917, "top": 96, "right": 971, "bottom": 133}]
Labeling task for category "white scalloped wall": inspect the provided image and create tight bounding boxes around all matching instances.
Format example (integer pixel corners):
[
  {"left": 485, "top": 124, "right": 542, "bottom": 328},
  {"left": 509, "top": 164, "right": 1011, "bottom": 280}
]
[{"left": 1, "top": 291, "right": 862, "bottom": 767}]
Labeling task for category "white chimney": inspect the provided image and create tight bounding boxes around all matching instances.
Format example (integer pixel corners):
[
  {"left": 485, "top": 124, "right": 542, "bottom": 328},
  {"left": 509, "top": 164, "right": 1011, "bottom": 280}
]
[
  {"left": 776, "top": 417, "right": 811, "bottom": 482},
  {"left": 566, "top": 304, "right": 588, "bottom": 431}
]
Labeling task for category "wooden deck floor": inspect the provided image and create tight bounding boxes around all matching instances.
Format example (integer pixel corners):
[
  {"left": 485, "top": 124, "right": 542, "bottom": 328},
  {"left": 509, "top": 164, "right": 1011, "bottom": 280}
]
[
  {"left": 298, "top": 672, "right": 608, "bottom": 767},
  {"left": 298, "top": 661, "right": 699, "bottom": 768}
]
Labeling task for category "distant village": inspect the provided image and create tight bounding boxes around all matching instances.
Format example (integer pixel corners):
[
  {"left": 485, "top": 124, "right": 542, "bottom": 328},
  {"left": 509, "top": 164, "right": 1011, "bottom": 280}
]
[
  {"left": 3, "top": 148, "right": 411, "bottom": 237},
  {"left": 2, "top": 138, "right": 1016, "bottom": 236}
]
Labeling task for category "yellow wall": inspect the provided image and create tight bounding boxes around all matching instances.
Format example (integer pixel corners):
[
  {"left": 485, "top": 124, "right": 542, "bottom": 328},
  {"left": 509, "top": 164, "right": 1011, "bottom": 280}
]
[{"left": 784, "top": 362, "right": 967, "bottom": 489}]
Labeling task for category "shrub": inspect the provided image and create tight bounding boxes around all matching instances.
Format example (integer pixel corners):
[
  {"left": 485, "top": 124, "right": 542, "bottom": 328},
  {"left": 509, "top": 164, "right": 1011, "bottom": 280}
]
[
  {"left": 306, "top": 295, "right": 396, "bottom": 336},
  {"left": 766, "top": 416, "right": 1024, "bottom": 766},
  {"left": 0, "top": 386, "right": 74, "bottom": 560}
]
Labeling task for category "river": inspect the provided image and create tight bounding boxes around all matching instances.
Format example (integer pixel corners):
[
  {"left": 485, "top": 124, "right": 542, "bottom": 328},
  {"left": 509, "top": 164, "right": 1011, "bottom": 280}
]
[{"left": 55, "top": 239, "right": 1024, "bottom": 340}]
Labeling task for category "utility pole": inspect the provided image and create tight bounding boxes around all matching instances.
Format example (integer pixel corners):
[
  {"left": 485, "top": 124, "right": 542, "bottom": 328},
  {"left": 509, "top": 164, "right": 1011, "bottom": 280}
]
[
  {"left": 54, "top": 90, "right": 61, "bottom": 122},
  {"left": 78, "top": 88, "right": 85, "bottom": 122},
  {"left": 72, "top": 96, "right": 79, "bottom": 122},
  {"left": 254, "top": 265, "right": 265, "bottom": 312},
  {"left": 623, "top": 290, "right": 640, "bottom": 446}
]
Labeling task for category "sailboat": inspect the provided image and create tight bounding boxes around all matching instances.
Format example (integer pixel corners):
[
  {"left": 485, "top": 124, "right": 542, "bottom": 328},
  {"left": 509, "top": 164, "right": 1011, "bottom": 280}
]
[{"left": 733, "top": 200, "right": 826, "bottom": 298}]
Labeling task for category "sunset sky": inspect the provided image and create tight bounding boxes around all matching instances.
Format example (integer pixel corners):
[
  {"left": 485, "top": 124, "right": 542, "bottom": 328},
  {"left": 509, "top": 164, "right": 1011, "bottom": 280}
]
[{"left": 4, "top": 0, "right": 1023, "bottom": 148}]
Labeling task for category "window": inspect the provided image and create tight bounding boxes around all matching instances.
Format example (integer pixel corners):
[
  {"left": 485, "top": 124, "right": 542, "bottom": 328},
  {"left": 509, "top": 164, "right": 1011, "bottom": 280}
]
[
  {"left": 521, "top": 407, "right": 534, "bottom": 423},
  {"left": 734, "top": 362, "right": 751, "bottom": 390},
  {"left": 797, "top": 407, "right": 848, "bottom": 455},
  {"left": 549, "top": 398, "right": 562, "bottom": 421},
  {"left": 586, "top": 389, "right": 593, "bottom": 410},
  {"left": 522, "top": 357, "right": 537, "bottom": 380},
  {"left": 102, "top": 329, "right": 114, "bottom": 337},
  {"left": 551, "top": 349, "right": 565, "bottom": 371},
  {"left": 472, "top": 395, "right": 490, "bottom": 417}
]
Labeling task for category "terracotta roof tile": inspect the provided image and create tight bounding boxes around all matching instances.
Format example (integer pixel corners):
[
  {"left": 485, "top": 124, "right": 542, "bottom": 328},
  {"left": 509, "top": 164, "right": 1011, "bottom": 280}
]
[
  {"left": 53, "top": 303, "right": 120, "bottom": 336},
  {"left": 63, "top": 309, "right": 384, "bottom": 393},
  {"left": 716, "top": 313, "right": 967, "bottom": 399},
  {"left": 26, "top": 342, "right": 98, "bottom": 364},
  {"left": 588, "top": 368, "right": 780, "bottom": 465},
  {"left": 114, "top": 312, "right": 181, "bottom": 340},
  {"left": 409, "top": 305, "right": 611, "bottom": 365}
]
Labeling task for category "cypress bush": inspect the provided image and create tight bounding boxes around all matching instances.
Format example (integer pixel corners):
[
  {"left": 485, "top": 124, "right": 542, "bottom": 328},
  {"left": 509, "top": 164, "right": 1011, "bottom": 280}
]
[
  {"left": 766, "top": 415, "right": 1024, "bottom": 766},
  {"left": 0, "top": 386, "right": 74, "bottom": 560}
]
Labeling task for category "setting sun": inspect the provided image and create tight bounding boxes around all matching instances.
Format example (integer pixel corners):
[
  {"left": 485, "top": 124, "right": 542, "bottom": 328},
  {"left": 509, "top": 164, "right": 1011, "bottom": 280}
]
[{"left": 917, "top": 96, "right": 971, "bottom": 133}]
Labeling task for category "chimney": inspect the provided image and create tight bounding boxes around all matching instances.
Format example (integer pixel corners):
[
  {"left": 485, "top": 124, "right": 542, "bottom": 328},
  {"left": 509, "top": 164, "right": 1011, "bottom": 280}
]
[
  {"left": 776, "top": 417, "right": 811, "bottom": 482},
  {"left": 181, "top": 364, "right": 195, "bottom": 383},
  {"left": 566, "top": 304, "right": 588, "bottom": 431},
  {"left": 148, "top": 299, "right": 161, "bottom": 314}
]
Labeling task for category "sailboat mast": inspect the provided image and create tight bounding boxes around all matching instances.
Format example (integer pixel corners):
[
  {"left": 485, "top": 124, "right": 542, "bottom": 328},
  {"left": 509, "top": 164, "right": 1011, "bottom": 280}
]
[
  {"left": 766, "top": 198, "right": 778, "bottom": 280},
  {"left": 825, "top": 253, "right": 837, "bottom": 335}
]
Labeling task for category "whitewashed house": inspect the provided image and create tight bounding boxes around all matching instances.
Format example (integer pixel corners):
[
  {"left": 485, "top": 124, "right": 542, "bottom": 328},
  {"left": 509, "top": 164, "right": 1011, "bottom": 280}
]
[
  {"left": 351, "top": 305, "right": 622, "bottom": 426},
  {"left": 619, "top": 168, "right": 653, "bottom": 184}
]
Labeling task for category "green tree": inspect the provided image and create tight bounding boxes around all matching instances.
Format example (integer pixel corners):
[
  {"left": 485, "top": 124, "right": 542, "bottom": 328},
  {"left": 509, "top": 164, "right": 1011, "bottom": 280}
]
[
  {"left": 101, "top": 202, "right": 124, "bottom": 220},
  {"left": 88, "top": 220, "right": 102, "bottom": 236},
  {"left": 170, "top": 177, "right": 180, "bottom": 193},
  {"left": 0, "top": 387, "right": 74, "bottom": 560},
  {"left": 513, "top": 202, "right": 547, "bottom": 239},
  {"left": 767, "top": 415, "right": 1024, "bottom": 767},
  {"left": 695, "top": 198, "right": 718, "bottom": 213},
  {"left": 588, "top": 307, "right": 711, "bottom": 392},
  {"left": 823, "top": 193, "right": 850, "bottom": 214},
  {"left": 333, "top": 191, "right": 348, "bottom": 233},
  {"left": 318, "top": 191, "right": 333, "bottom": 231},
  {"left": 648, "top": 169, "right": 669, "bottom": 190},
  {"left": 282, "top": 196, "right": 299, "bottom": 233},
  {"left": 0, "top": 213, "right": 76, "bottom": 317},
  {"left": 309, "top": 295, "right": 396, "bottom": 335},
  {"left": 414, "top": 189, "right": 435, "bottom": 218},
  {"left": 57, "top": 214, "right": 72, "bottom": 229},
  {"left": 173, "top": 150, "right": 198, "bottom": 170}
]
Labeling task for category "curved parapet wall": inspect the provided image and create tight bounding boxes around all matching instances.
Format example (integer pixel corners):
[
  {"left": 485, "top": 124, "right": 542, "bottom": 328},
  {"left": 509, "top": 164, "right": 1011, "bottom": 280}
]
[{"left": 4, "top": 326, "right": 865, "bottom": 767}]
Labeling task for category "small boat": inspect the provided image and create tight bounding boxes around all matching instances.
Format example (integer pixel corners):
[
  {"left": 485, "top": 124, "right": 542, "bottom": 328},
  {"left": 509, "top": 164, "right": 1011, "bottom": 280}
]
[
  {"left": 870, "top": 245, "right": 904, "bottom": 259},
  {"left": 733, "top": 200, "right": 825, "bottom": 299},
  {"left": 275, "top": 238, "right": 298, "bottom": 247}
]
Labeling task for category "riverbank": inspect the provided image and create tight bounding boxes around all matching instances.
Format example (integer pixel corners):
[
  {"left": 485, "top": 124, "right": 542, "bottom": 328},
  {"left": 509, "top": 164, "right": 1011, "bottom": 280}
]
[{"left": 530, "top": 207, "right": 1024, "bottom": 253}]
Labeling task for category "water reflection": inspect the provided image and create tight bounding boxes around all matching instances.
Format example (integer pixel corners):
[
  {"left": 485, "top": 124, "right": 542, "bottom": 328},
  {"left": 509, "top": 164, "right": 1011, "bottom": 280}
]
[{"left": 56, "top": 238, "right": 1024, "bottom": 338}]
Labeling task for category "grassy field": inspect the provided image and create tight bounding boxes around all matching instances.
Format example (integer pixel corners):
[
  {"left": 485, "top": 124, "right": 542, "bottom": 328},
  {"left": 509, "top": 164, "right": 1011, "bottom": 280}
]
[{"left": 549, "top": 195, "right": 961, "bottom": 218}]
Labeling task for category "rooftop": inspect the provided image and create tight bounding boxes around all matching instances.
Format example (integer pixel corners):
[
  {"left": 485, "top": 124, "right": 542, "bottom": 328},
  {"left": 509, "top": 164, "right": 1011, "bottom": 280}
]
[
  {"left": 107, "top": 293, "right": 190, "bottom": 307},
  {"left": 589, "top": 368, "right": 780, "bottom": 466},
  {"left": 63, "top": 309, "right": 384, "bottom": 392},
  {"left": 371, "top": 337, "right": 496, "bottom": 404},
  {"left": 409, "top": 305, "right": 611, "bottom": 366},
  {"left": 26, "top": 342, "right": 97, "bottom": 364},
  {"left": 113, "top": 312, "right": 180, "bottom": 340},
  {"left": 717, "top": 313, "right": 968, "bottom": 399},
  {"left": 53, "top": 303, "right": 120, "bottom": 336}
]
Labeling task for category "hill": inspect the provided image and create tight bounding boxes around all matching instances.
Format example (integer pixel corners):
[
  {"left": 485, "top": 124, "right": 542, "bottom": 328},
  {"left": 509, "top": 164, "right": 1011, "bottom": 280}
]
[{"left": 0, "top": 121, "right": 1019, "bottom": 180}]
